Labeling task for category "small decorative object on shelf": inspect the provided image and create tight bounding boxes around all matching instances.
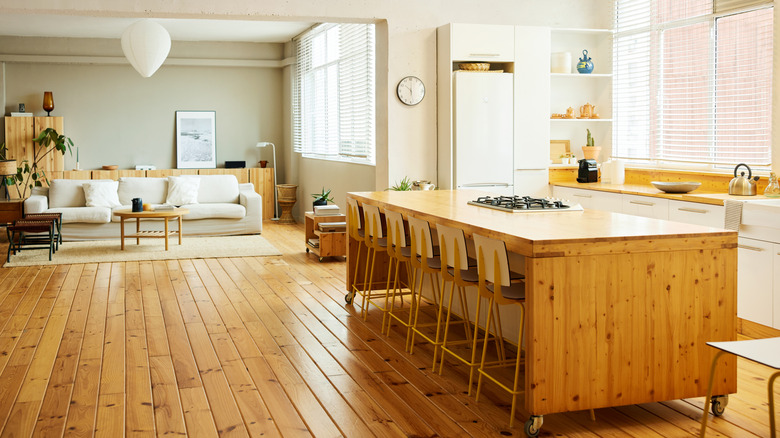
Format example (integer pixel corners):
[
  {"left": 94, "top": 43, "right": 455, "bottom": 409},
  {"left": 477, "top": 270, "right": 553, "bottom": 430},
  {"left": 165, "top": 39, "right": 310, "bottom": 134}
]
[
  {"left": 311, "top": 187, "right": 334, "bottom": 208},
  {"left": 576, "top": 49, "right": 594, "bottom": 74},
  {"left": 764, "top": 171, "right": 780, "bottom": 197},
  {"left": 42, "top": 91, "right": 54, "bottom": 116},
  {"left": 582, "top": 129, "right": 601, "bottom": 160},
  {"left": 259, "top": 160, "right": 268, "bottom": 168},
  {"left": 18, "top": 103, "right": 25, "bottom": 113},
  {"left": 578, "top": 102, "right": 599, "bottom": 119}
]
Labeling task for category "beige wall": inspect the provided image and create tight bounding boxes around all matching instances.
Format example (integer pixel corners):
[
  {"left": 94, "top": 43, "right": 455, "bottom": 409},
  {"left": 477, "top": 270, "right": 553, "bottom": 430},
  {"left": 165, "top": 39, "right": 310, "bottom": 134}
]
[
  {"left": 2, "top": 37, "right": 285, "bottom": 179},
  {"left": 0, "top": 0, "right": 612, "bottom": 221}
]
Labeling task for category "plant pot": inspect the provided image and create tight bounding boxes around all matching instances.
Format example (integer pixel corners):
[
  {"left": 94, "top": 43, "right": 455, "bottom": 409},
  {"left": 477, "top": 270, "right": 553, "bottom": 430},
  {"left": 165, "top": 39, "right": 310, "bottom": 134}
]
[
  {"left": 313, "top": 198, "right": 327, "bottom": 210},
  {"left": 582, "top": 146, "right": 601, "bottom": 161},
  {"left": 259, "top": 160, "right": 268, "bottom": 168}
]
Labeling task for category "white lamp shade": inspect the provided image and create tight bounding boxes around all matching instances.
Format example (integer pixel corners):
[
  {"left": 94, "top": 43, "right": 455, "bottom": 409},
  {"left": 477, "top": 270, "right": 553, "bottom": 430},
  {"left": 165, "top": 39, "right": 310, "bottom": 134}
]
[{"left": 121, "top": 20, "right": 171, "bottom": 78}]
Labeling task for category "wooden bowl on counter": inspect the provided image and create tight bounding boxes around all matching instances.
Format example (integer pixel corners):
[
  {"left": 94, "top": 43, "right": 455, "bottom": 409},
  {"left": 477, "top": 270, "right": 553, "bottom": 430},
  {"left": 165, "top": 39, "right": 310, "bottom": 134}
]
[{"left": 101, "top": 165, "right": 118, "bottom": 170}]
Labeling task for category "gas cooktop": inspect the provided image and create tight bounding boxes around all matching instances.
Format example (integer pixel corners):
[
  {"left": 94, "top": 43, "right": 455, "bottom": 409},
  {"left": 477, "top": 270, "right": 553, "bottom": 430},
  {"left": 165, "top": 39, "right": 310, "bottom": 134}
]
[{"left": 467, "top": 196, "right": 583, "bottom": 213}]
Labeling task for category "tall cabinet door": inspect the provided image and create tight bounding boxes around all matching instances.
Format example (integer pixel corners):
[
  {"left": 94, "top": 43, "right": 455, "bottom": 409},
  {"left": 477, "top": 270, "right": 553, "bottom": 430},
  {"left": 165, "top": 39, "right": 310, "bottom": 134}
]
[
  {"left": 737, "top": 237, "right": 774, "bottom": 327},
  {"left": 514, "top": 26, "right": 550, "bottom": 170}
]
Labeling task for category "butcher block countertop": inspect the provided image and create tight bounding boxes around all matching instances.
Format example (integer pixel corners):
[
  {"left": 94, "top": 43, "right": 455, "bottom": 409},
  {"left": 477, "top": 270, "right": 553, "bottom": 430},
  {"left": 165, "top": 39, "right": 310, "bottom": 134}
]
[
  {"left": 349, "top": 189, "right": 736, "bottom": 258},
  {"left": 550, "top": 181, "right": 769, "bottom": 205}
]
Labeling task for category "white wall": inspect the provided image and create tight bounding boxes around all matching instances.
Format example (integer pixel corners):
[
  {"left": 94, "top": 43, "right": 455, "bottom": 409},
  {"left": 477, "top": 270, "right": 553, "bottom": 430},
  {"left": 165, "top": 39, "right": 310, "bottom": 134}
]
[{"left": 0, "top": 0, "right": 612, "bottom": 220}]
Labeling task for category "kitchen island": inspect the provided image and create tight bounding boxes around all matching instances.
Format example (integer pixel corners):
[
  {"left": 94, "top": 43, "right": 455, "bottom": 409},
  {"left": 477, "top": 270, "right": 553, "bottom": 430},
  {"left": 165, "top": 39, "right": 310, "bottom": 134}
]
[{"left": 346, "top": 189, "right": 737, "bottom": 429}]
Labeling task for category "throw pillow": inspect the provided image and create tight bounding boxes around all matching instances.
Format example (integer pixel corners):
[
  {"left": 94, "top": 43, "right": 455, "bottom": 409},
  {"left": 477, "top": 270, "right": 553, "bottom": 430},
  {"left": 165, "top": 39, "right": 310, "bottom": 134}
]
[
  {"left": 166, "top": 176, "right": 200, "bottom": 206},
  {"left": 83, "top": 181, "right": 122, "bottom": 208}
]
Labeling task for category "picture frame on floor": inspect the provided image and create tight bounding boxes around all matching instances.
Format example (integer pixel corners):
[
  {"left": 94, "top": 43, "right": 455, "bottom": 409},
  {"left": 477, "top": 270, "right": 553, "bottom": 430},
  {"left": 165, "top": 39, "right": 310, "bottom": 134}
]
[{"left": 175, "top": 110, "right": 216, "bottom": 169}]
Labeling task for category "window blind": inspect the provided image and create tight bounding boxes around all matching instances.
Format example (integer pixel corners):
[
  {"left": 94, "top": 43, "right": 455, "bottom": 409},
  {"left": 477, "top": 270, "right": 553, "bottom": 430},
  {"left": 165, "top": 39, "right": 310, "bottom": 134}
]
[
  {"left": 613, "top": 0, "right": 773, "bottom": 166},
  {"left": 293, "top": 23, "right": 375, "bottom": 164}
]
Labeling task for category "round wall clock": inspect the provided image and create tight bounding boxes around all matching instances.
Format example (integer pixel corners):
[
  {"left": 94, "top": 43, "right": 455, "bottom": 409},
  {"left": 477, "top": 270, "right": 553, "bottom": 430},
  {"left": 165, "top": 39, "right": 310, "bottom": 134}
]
[{"left": 397, "top": 76, "right": 425, "bottom": 106}]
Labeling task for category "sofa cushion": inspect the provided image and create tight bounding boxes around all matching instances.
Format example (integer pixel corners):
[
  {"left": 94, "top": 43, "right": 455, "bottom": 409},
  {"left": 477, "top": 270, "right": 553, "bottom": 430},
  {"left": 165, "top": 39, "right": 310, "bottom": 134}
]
[
  {"left": 47, "top": 206, "right": 112, "bottom": 224},
  {"left": 181, "top": 203, "right": 246, "bottom": 220},
  {"left": 49, "top": 179, "right": 111, "bottom": 208},
  {"left": 118, "top": 177, "right": 168, "bottom": 205},
  {"left": 195, "top": 175, "right": 240, "bottom": 204},
  {"left": 83, "top": 181, "right": 122, "bottom": 208},
  {"left": 166, "top": 176, "right": 200, "bottom": 206}
]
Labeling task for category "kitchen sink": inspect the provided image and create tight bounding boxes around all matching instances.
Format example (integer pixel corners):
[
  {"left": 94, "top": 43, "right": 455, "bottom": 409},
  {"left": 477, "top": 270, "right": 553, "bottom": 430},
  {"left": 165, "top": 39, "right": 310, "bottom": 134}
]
[{"left": 740, "top": 198, "right": 780, "bottom": 240}]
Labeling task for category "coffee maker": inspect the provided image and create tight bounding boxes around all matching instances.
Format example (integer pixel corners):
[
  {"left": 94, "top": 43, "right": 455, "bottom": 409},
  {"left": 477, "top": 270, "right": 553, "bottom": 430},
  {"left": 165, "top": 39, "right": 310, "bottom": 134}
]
[{"left": 577, "top": 159, "right": 598, "bottom": 183}]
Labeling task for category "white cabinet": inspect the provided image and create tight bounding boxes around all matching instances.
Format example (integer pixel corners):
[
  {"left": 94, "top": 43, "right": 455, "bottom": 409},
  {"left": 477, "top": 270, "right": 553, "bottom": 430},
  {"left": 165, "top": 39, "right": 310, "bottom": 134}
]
[
  {"left": 450, "top": 24, "right": 515, "bottom": 62},
  {"left": 774, "top": 245, "right": 780, "bottom": 329},
  {"left": 668, "top": 200, "right": 725, "bottom": 228},
  {"left": 514, "top": 26, "right": 550, "bottom": 170},
  {"left": 737, "top": 237, "right": 774, "bottom": 327},
  {"left": 550, "top": 29, "right": 613, "bottom": 163},
  {"left": 553, "top": 186, "right": 621, "bottom": 212},
  {"left": 621, "top": 194, "right": 669, "bottom": 219}
]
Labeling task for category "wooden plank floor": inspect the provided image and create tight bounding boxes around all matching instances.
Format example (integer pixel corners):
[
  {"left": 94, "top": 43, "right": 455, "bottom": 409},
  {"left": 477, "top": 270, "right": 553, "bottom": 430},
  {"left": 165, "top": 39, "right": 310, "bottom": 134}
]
[{"left": 0, "top": 222, "right": 776, "bottom": 437}]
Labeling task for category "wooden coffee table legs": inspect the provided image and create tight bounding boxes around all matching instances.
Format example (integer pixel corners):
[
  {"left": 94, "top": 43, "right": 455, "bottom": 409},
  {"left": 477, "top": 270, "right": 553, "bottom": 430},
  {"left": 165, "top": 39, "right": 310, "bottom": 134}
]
[{"left": 119, "top": 215, "right": 183, "bottom": 251}]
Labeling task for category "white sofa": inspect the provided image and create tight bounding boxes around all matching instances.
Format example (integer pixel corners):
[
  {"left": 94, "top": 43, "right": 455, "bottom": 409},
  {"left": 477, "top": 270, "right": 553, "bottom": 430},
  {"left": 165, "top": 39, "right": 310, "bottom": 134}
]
[{"left": 24, "top": 175, "right": 262, "bottom": 240}]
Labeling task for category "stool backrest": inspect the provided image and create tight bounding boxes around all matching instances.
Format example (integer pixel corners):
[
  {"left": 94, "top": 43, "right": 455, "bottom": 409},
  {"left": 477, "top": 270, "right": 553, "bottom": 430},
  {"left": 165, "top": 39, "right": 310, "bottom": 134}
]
[
  {"left": 362, "top": 204, "right": 384, "bottom": 240},
  {"left": 407, "top": 216, "right": 435, "bottom": 259},
  {"left": 436, "top": 223, "right": 468, "bottom": 271},
  {"left": 346, "top": 197, "right": 362, "bottom": 229},
  {"left": 384, "top": 209, "right": 407, "bottom": 250},
  {"left": 473, "top": 232, "right": 511, "bottom": 287}
]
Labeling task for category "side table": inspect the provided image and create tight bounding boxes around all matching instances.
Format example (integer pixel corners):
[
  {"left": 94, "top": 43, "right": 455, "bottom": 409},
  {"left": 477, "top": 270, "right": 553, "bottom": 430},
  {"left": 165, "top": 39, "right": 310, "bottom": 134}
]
[{"left": 304, "top": 211, "right": 346, "bottom": 262}]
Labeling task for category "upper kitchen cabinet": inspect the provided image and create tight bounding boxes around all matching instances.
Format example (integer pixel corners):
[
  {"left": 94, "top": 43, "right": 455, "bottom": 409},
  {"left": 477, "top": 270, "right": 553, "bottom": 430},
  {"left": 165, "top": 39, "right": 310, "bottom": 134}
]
[
  {"left": 549, "top": 28, "right": 613, "bottom": 164},
  {"left": 449, "top": 24, "right": 516, "bottom": 62}
]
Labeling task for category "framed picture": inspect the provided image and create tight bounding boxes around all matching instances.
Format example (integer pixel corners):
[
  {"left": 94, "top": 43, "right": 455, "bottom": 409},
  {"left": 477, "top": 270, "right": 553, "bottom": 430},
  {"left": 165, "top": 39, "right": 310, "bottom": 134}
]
[
  {"left": 550, "top": 139, "right": 571, "bottom": 164},
  {"left": 176, "top": 111, "right": 216, "bottom": 169}
]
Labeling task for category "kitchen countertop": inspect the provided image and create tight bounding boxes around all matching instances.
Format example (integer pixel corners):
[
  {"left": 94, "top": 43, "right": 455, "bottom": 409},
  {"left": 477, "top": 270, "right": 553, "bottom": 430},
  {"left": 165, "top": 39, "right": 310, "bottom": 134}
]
[{"left": 551, "top": 181, "right": 772, "bottom": 206}]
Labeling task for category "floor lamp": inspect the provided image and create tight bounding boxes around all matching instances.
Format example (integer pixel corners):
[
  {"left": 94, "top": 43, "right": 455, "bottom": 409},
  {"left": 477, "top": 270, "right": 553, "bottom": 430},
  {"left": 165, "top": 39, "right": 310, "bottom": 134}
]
[{"left": 256, "top": 142, "right": 279, "bottom": 220}]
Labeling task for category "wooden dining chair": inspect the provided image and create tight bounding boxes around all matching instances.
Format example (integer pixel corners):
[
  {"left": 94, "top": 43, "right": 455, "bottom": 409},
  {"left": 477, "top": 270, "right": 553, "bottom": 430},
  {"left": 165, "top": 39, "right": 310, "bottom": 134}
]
[
  {"left": 357, "top": 203, "right": 389, "bottom": 322},
  {"left": 407, "top": 216, "right": 444, "bottom": 366},
  {"left": 383, "top": 208, "right": 415, "bottom": 345}
]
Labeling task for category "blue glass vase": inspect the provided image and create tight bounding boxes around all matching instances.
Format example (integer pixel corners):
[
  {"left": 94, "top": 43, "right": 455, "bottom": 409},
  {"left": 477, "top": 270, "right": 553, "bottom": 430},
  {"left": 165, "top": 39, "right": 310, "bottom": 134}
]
[{"left": 577, "top": 49, "right": 594, "bottom": 74}]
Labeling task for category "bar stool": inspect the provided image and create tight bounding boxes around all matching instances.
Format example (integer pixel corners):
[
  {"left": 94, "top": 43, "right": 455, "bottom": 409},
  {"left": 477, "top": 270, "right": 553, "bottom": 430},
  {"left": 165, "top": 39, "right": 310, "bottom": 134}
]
[
  {"left": 383, "top": 208, "right": 415, "bottom": 348},
  {"left": 358, "top": 203, "right": 389, "bottom": 322},
  {"left": 345, "top": 198, "right": 365, "bottom": 305},
  {"left": 408, "top": 216, "right": 444, "bottom": 367},
  {"left": 436, "top": 223, "right": 482, "bottom": 393},
  {"left": 473, "top": 232, "right": 526, "bottom": 428}
]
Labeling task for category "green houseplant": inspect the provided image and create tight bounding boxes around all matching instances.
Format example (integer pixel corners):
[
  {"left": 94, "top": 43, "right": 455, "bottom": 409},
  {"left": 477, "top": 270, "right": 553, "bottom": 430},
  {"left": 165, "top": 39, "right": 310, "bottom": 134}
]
[
  {"left": 0, "top": 143, "right": 20, "bottom": 199},
  {"left": 10, "top": 128, "right": 74, "bottom": 199},
  {"left": 311, "top": 187, "right": 334, "bottom": 208},
  {"left": 388, "top": 176, "right": 413, "bottom": 191}
]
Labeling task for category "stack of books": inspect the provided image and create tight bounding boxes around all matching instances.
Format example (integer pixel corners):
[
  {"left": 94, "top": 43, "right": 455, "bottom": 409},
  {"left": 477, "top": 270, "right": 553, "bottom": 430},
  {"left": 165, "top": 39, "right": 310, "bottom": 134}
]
[
  {"left": 307, "top": 238, "right": 320, "bottom": 248},
  {"left": 318, "top": 222, "right": 346, "bottom": 232},
  {"left": 153, "top": 204, "right": 175, "bottom": 211},
  {"left": 10, "top": 112, "right": 32, "bottom": 117},
  {"left": 314, "top": 204, "right": 340, "bottom": 216}
]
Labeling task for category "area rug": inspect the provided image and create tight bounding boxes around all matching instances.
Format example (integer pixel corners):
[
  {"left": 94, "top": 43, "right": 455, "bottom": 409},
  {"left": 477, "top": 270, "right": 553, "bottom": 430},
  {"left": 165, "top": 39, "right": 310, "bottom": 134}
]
[{"left": 3, "top": 235, "right": 282, "bottom": 267}]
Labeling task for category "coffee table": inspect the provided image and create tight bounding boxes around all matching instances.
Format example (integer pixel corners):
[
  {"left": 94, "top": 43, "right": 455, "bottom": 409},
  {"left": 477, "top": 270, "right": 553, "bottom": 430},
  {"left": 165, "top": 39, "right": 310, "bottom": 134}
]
[{"left": 114, "top": 208, "right": 189, "bottom": 251}]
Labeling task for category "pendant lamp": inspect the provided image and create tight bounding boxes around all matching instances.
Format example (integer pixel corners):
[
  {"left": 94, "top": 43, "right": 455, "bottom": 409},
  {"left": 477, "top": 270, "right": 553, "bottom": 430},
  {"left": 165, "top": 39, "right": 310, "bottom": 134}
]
[{"left": 121, "top": 19, "right": 171, "bottom": 78}]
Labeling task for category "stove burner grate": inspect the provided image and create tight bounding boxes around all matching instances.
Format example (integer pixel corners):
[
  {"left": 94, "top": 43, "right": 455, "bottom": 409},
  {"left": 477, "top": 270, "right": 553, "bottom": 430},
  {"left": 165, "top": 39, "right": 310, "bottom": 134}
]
[{"left": 468, "top": 195, "right": 573, "bottom": 212}]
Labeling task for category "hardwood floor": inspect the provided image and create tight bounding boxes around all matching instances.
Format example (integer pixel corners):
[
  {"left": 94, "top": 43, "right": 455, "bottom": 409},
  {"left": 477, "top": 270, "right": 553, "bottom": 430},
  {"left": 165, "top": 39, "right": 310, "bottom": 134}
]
[{"left": 0, "top": 222, "right": 776, "bottom": 437}]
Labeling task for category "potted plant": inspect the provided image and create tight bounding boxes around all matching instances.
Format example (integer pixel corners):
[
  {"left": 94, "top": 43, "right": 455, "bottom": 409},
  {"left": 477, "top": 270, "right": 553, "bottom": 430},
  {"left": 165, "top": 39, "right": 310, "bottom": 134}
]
[
  {"left": 9, "top": 128, "right": 74, "bottom": 199},
  {"left": 311, "top": 187, "right": 334, "bottom": 208},
  {"left": 581, "top": 129, "right": 601, "bottom": 161},
  {"left": 0, "top": 143, "right": 19, "bottom": 199},
  {"left": 559, "top": 152, "right": 576, "bottom": 165},
  {"left": 388, "top": 176, "right": 413, "bottom": 191}
]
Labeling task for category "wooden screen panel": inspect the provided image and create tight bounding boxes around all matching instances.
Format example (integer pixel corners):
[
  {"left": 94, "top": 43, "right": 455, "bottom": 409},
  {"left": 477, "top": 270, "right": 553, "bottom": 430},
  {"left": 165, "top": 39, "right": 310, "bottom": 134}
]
[
  {"left": 34, "top": 117, "right": 65, "bottom": 175},
  {"left": 249, "top": 168, "right": 274, "bottom": 220}
]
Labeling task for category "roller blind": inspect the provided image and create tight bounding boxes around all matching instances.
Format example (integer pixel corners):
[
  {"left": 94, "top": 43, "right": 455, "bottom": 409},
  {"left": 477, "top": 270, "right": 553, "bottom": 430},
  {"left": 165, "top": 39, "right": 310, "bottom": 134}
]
[
  {"left": 613, "top": 0, "right": 773, "bottom": 166},
  {"left": 293, "top": 23, "right": 376, "bottom": 164}
]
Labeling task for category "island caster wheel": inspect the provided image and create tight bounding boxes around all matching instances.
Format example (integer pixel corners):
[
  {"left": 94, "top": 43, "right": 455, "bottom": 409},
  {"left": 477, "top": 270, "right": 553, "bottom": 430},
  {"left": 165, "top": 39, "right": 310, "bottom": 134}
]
[
  {"left": 306, "top": 247, "right": 309, "bottom": 253},
  {"left": 711, "top": 395, "right": 728, "bottom": 417},
  {"left": 345, "top": 292, "right": 354, "bottom": 304},
  {"left": 524, "top": 415, "right": 543, "bottom": 437},
  {"left": 319, "top": 257, "right": 324, "bottom": 262}
]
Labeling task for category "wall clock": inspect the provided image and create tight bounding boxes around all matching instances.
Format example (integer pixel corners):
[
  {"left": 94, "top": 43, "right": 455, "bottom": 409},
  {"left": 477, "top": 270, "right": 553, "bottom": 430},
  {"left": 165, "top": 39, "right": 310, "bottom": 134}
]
[{"left": 397, "top": 76, "right": 425, "bottom": 106}]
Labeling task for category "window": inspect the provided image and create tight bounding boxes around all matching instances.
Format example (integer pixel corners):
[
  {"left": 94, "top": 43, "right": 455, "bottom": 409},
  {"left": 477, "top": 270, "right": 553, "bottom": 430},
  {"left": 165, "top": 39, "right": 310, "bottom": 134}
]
[
  {"left": 613, "top": 0, "right": 773, "bottom": 167},
  {"left": 293, "top": 23, "right": 376, "bottom": 164}
]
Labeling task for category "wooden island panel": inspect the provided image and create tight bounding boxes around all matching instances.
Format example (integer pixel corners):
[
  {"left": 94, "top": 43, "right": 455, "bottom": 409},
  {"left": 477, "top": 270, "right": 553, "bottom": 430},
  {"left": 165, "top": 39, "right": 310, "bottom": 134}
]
[{"left": 347, "top": 189, "right": 737, "bottom": 418}]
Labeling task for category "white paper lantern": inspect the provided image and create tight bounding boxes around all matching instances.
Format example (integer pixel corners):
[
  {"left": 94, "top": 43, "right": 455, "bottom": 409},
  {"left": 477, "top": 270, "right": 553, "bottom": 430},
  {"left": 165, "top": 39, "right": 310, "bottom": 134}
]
[{"left": 121, "top": 20, "right": 171, "bottom": 78}]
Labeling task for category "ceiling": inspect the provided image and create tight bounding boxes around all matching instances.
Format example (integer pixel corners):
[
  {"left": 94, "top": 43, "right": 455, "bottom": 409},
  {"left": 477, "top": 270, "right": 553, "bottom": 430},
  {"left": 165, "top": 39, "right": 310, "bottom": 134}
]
[{"left": 0, "top": 14, "right": 315, "bottom": 43}]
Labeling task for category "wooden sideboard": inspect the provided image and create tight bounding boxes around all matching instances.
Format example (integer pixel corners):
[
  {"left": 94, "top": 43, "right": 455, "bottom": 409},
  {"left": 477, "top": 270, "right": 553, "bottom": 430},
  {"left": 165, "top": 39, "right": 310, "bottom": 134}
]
[{"left": 45, "top": 168, "right": 275, "bottom": 220}]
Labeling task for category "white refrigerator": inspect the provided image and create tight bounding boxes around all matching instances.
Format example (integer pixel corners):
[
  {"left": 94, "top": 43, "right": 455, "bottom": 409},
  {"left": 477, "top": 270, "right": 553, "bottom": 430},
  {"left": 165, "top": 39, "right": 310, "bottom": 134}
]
[{"left": 453, "top": 71, "right": 514, "bottom": 196}]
